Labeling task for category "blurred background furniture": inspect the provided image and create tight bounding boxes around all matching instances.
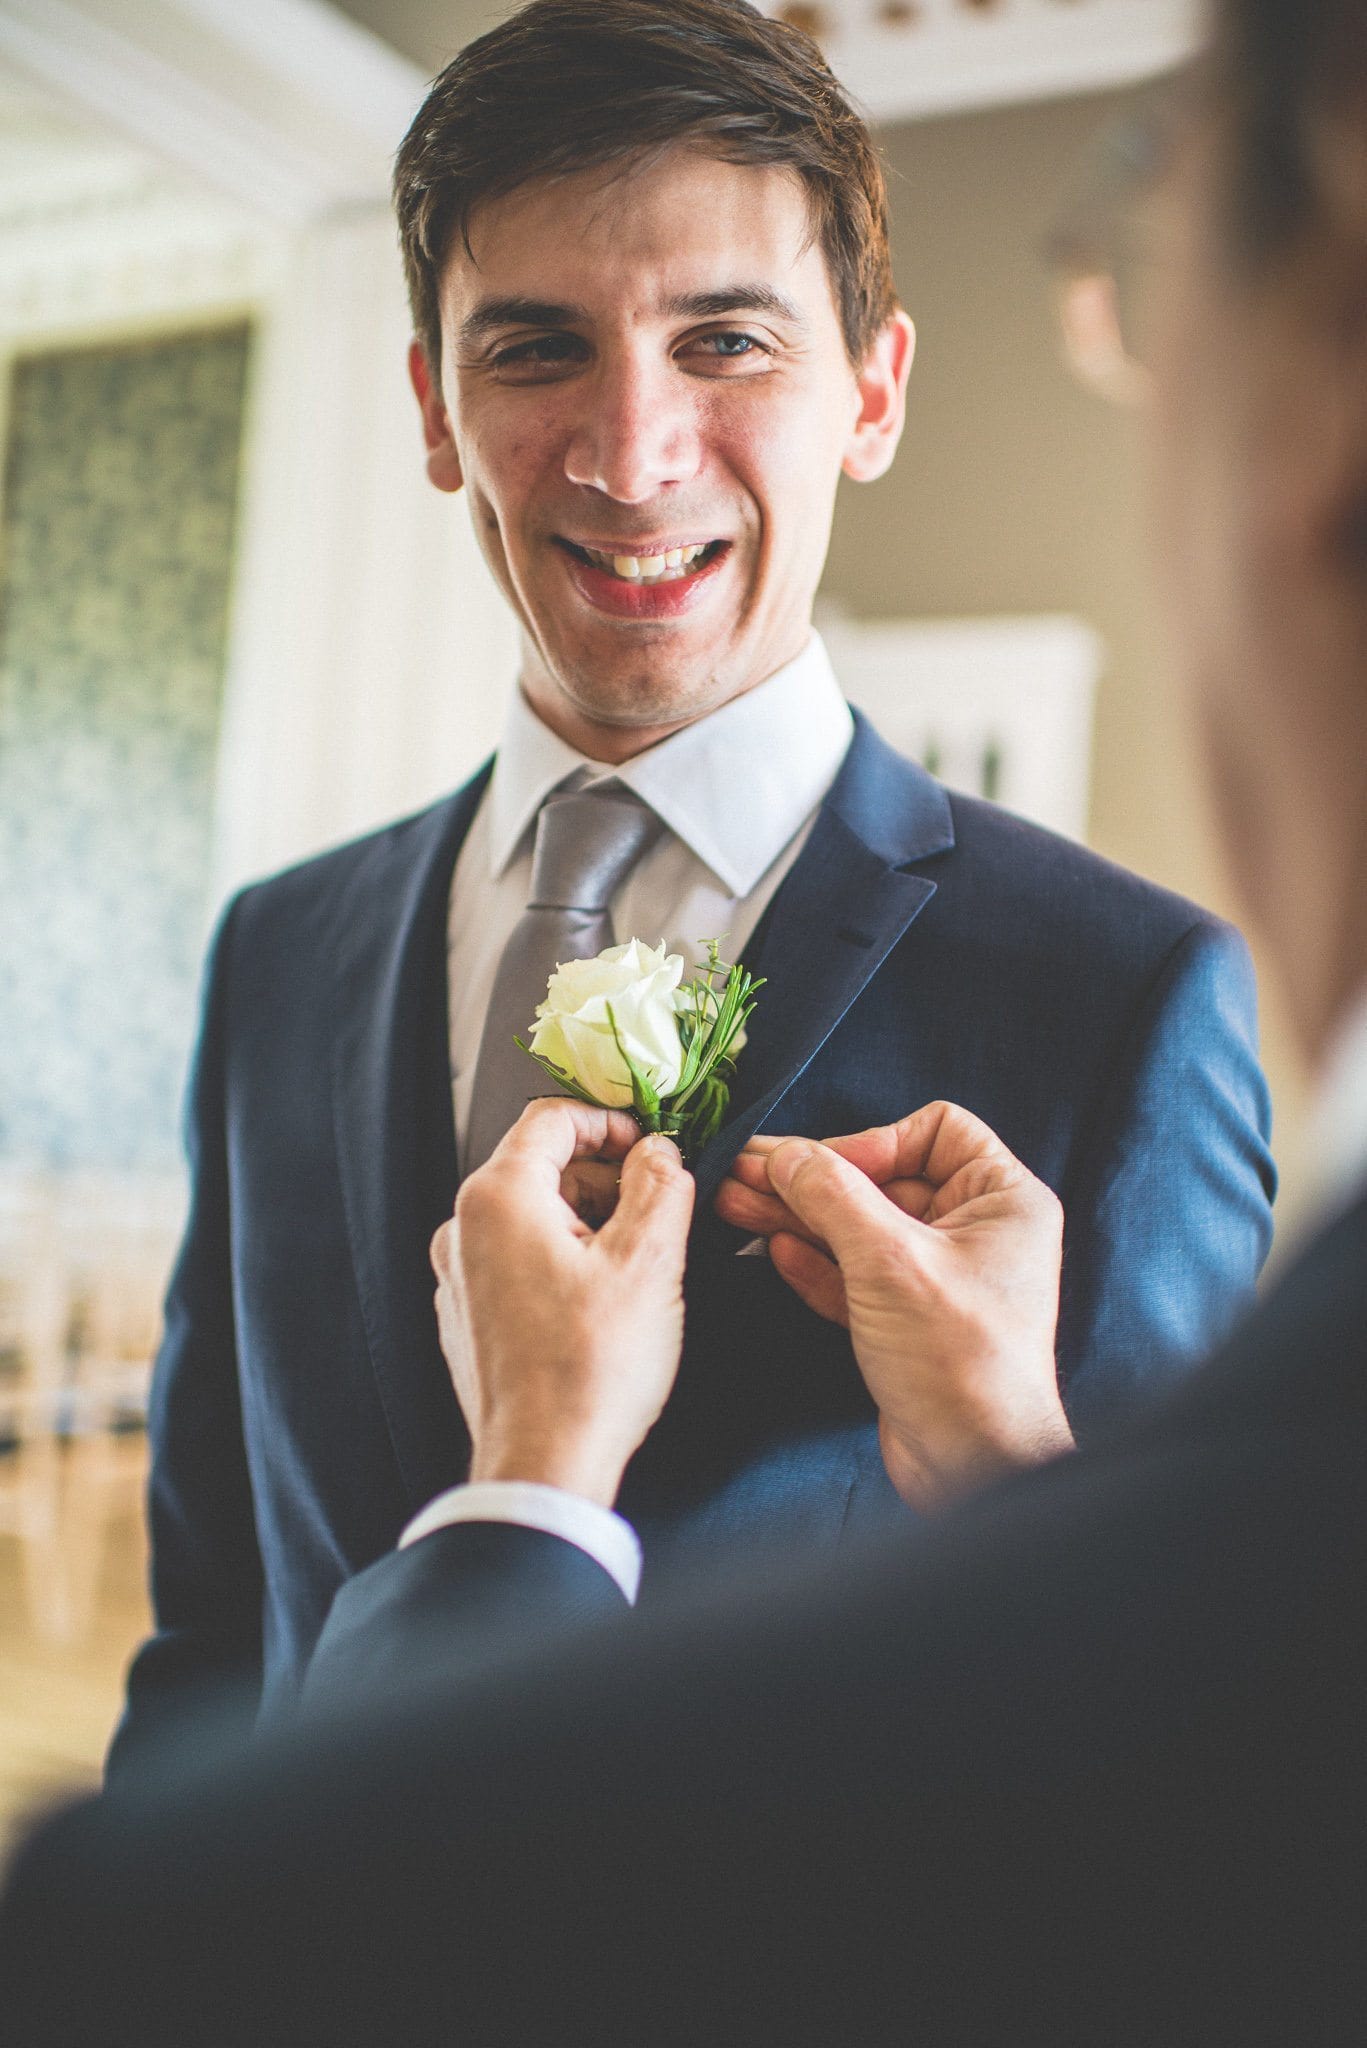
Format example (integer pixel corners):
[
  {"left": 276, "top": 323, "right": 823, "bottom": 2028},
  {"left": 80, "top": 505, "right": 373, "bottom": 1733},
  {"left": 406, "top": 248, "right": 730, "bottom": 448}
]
[{"left": 0, "top": 1168, "right": 179, "bottom": 1645}]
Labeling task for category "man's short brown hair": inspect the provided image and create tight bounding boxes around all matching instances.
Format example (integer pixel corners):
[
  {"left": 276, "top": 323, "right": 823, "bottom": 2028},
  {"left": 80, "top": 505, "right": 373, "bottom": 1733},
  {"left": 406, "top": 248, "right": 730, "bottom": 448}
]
[
  {"left": 1215, "top": 0, "right": 1367, "bottom": 260},
  {"left": 393, "top": 0, "right": 897, "bottom": 375}
]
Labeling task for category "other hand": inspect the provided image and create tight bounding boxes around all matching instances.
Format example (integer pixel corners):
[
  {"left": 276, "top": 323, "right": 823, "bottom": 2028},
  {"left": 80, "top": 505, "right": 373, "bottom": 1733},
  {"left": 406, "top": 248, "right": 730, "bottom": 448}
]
[
  {"left": 716, "top": 1104, "right": 1070, "bottom": 1510},
  {"left": 433, "top": 1100, "right": 695, "bottom": 1508}
]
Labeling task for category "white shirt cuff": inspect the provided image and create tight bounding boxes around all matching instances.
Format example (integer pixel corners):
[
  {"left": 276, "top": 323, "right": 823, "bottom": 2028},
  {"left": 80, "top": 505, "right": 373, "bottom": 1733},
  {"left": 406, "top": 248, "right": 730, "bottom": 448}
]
[{"left": 399, "top": 1480, "right": 642, "bottom": 1605}]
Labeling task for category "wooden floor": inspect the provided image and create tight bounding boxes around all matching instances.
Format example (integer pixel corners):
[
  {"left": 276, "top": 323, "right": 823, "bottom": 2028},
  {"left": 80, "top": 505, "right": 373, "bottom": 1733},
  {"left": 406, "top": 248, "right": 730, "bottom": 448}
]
[{"left": 0, "top": 1434, "right": 150, "bottom": 1868}]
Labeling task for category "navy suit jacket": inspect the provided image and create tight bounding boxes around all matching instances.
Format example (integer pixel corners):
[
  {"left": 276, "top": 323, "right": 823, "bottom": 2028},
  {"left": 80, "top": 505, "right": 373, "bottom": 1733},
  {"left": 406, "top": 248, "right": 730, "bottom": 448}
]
[{"left": 109, "top": 713, "right": 1274, "bottom": 1774}]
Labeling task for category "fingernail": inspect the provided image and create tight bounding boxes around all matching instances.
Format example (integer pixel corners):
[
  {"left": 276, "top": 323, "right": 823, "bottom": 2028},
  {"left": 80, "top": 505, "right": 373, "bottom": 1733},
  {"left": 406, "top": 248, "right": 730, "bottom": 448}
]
[{"left": 767, "top": 1139, "right": 815, "bottom": 1193}]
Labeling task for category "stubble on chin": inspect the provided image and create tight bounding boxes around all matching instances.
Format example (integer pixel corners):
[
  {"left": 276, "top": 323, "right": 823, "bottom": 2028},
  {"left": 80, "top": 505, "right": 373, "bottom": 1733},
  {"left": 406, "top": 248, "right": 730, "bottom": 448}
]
[{"left": 523, "top": 653, "right": 734, "bottom": 743}]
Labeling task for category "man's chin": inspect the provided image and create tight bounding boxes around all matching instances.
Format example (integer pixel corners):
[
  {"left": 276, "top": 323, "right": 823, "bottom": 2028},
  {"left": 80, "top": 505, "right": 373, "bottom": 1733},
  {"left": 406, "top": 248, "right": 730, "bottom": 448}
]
[{"left": 535, "top": 666, "right": 738, "bottom": 741}]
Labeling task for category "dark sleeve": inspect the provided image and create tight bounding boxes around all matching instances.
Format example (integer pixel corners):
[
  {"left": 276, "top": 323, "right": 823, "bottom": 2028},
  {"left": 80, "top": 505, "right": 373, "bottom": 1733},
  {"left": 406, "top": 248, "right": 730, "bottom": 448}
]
[
  {"left": 1057, "top": 916, "right": 1276, "bottom": 1433},
  {"left": 303, "top": 1519, "right": 630, "bottom": 1715},
  {"left": 105, "top": 899, "right": 265, "bottom": 1784}
]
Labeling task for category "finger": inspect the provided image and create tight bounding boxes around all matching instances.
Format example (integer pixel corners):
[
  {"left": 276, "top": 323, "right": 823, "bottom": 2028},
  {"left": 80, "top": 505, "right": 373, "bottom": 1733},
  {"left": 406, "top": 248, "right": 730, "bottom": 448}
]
[
  {"left": 926, "top": 1157, "right": 1064, "bottom": 1238},
  {"left": 432, "top": 1277, "right": 465, "bottom": 1365},
  {"left": 600, "top": 1134, "right": 695, "bottom": 1267},
  {"left": 886, "top": 1101, "right": 1021, "bottom": 1191},
  {"left": 794, "top": 1105, "right": 1022, "bottom": 1196},
  {"left": 734, "top": 1134, "right": 895, "bottom": 1195},
  {"left": 714, "top": 1176, "right": 827, "bottom": 1247},
  {"left": 561, "top": 1158, "right": 623, "bottom": 1226},
  {"left": 486, "top": 1099, "right": 643, "bottom": 1202},
  {"left": 880, "top": 1177, "right": 939, "bottom": 1223},
  {"left": 738, "top": 1126, "right": 955, "bottom": 1197},
  {"left": 739, "top": 1128, "right": 907, "bottom": 1188},
  {"left": 729, "top": 1145, "right": 786, "bottom": 1192},
  {"left": 735, "top": 1132, "right": 936, "bottom": 1233},
  {"left": 768, "top": 1233, "right": 849, "bottom": 1326},
  {"left": 765, "top": 1138, "right": 916, "bottom": 1267},
  {"left": 475, "top": 1105, "right": 647, "bottom": 1228},
  {"left": 430, "top": 1216, "right": 456, "bottom": 1283}
]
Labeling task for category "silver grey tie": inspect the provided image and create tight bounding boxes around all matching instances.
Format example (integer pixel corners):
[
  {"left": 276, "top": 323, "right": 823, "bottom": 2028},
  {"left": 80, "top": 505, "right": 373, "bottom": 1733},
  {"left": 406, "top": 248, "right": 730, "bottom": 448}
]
[{"left": 463, "top": 785, "right": 663, "bottom": 1174}]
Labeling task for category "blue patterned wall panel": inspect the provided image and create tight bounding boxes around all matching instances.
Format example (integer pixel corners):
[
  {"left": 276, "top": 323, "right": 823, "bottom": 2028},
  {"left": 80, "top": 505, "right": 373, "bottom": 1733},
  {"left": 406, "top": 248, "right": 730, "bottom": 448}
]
[{"left": 0, "top": 325, "right": 251, "bottom": 1170}]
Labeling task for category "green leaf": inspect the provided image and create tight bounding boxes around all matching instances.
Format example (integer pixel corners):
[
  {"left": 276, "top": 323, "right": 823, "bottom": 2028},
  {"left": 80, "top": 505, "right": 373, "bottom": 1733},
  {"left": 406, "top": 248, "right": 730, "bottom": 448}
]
[
  {"left": 605, "top": 1002, "right": 665, "bottom": 1128},
  {"left": 514, "top": 1037, "right": 614, "bottom": 1109},
  {"left": 666, "top": 959, "right": 764, "bottom": 1116},
  {"left": 676, "top": 1073, "right": 730, "bottom": 1156}
]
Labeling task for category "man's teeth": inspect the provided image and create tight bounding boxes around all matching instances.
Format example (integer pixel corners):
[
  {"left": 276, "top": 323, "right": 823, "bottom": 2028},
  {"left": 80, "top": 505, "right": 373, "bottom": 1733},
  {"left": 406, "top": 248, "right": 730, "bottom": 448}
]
[{"left": 579, "top": 542, "right": 713, "bottom": 582}]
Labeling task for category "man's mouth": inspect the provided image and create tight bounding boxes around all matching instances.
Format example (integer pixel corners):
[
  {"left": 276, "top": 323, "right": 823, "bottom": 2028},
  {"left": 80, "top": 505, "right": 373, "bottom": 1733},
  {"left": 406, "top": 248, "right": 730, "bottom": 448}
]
[{"left": 559, "top": 539, "right": 728, "bottom": 585}]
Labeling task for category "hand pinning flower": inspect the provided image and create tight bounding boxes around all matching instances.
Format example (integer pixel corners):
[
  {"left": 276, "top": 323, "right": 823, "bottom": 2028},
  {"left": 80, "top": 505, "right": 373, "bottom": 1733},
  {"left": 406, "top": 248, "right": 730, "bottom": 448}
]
[{"left": 518, "top": 937, "right": 762, "bottom": 1160}]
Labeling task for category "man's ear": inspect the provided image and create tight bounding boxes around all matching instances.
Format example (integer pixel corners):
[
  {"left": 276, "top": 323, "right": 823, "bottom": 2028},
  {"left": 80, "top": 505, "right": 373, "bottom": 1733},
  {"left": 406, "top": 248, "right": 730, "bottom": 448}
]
[
  {"left": 842, "top": 310, "right": 916, "bottom": 484},
  {"left": 408, "top": 339, "right": 464, "bottom": 495}
]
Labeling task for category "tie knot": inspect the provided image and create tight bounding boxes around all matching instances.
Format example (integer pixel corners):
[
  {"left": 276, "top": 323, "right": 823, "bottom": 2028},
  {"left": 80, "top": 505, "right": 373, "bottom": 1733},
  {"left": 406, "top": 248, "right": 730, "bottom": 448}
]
[{"left": 529, "top": 786, "right": 662, "bottom": 915}]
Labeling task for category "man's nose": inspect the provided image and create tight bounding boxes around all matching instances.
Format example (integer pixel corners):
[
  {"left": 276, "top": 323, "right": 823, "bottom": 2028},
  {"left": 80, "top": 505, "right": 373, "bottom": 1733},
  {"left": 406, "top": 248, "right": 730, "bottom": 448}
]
[{"left": 563, "top": 363, "right": 701, "bottom": 503}]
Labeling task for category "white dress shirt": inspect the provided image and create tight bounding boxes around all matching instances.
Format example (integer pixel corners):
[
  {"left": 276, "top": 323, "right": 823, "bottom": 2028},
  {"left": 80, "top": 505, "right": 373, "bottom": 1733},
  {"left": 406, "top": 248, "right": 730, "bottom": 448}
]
[
  {"left": 401, "top": 1481, "right": 645, "bottom": 1603},
  {"left": 446, "top": 633, "right": 853, "bottom": 1162},
  {"left": 406, "top": 636, "right": 854, "bottom": 1597}
]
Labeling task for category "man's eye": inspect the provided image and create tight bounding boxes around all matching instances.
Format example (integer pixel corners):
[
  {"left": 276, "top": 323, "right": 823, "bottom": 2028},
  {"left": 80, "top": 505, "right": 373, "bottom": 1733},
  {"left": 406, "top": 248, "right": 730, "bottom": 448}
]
[
  {"left": 489, "top": 335, "right": 587, "bottom": 376},
  {"left": 686, "top": 331, "right": 772, "bottom": 369}
]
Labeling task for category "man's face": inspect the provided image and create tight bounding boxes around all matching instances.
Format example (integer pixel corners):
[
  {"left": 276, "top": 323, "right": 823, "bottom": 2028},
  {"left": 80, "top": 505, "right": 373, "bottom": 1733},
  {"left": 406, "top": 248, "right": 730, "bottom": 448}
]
[
  {"left": 1148, "top": 102, "right": 1367, "bottom": 1056},
  {"left": 415, "top": 146, "right": 911, "bottom": 753}
]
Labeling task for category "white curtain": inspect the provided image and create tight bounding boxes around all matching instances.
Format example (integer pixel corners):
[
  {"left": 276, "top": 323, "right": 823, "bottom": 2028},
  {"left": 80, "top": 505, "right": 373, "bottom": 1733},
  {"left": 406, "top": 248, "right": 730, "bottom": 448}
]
[{"left": 210, "top": 205, "right": 517, "bottom": 904}]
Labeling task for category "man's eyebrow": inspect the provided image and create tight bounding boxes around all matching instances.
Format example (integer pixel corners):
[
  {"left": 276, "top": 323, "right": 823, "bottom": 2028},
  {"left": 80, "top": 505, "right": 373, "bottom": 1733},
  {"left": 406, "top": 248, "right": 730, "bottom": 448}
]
[
  {"left": 663, "top": 285, "right": 806, "bottom": 325},
  {"left": 456, "top": 285, "right": 807, "bottom": 351},
  {"left": 456, "top": 298, "right": 590, "bottom": 349}
]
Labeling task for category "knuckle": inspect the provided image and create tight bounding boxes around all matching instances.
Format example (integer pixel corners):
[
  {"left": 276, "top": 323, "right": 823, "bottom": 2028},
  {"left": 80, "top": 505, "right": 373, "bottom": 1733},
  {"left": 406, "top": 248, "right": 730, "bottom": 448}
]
[{"left": 430, "top": 1218, "right": 456, "bottom": 1277}]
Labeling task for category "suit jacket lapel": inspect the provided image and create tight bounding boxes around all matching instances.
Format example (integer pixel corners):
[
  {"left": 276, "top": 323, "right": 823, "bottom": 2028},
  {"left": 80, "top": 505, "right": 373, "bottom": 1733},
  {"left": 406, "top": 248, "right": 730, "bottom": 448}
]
[
  {"left": 690, "top": 714, "right": 955, "bottom": 1212},
  {"left": 330, "top": 765, "right": 491, "bottom": 1512}
]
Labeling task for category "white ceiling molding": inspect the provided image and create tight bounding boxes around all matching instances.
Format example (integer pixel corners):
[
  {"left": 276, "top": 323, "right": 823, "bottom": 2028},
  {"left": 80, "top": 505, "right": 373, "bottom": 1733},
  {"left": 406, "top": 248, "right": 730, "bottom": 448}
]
[
  {"left": 0, "top": 228, "right": 284, "bottom": 346},
  {"left": 0, "top": 63, "right": 288, "bottom": 342},
  {"left": 0, "top": 0, "right": 428, "bottom": 225},
  {"left": 162, "top": 0, "right": 427, "bottom": 151},
  {"left": 757, "top": 0, "right": 1201, "bottom": 121}
]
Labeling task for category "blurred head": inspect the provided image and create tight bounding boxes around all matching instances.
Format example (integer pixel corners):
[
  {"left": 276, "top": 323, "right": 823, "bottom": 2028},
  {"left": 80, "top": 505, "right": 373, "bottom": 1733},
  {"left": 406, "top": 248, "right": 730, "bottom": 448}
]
[
  {"left": 393, "top": 0, "right": 913, "bottom": 759},
  {"left": 1150, "top": 0, "right": 1367, "bottom": 1060}
]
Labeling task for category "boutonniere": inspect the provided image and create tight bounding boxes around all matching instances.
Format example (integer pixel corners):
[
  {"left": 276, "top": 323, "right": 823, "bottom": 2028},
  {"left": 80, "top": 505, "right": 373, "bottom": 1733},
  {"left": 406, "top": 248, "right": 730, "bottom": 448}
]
[{"left": 518, "top": 937, "right": 763, "bottom": 1160}]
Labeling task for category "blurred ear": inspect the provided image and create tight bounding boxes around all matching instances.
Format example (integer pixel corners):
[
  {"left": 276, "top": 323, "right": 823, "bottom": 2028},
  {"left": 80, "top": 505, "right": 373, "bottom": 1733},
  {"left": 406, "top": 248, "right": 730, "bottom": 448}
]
[
  {"left": 842, "top": 311, "right": 915, "bottom": 484},
  {"left": 408, "top": 340, "right": 464, "bottom": 494}
]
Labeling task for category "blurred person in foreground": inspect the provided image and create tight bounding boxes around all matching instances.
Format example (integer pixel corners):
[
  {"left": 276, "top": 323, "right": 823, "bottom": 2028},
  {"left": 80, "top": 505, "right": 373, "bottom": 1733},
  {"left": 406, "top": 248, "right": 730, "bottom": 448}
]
[
  {"left": 3, "top": 0, "right": 1366, "bottom": 2040},
  {"left": 109, "top": 0, "right": 1277, "bottom": 1778}
]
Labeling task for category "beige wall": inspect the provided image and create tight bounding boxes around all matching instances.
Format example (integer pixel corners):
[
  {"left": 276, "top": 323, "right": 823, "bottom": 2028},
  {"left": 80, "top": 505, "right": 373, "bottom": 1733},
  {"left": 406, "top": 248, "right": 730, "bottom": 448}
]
[{"left": 822, "top": 89, "right": 1312, "bottom": 1239}]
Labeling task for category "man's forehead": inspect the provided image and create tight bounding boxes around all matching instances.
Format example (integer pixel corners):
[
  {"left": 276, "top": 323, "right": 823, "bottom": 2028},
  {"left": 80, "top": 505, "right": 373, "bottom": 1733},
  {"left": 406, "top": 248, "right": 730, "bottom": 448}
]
[{"left": 442, "top": 149, "right": 823, "bottom": 309}]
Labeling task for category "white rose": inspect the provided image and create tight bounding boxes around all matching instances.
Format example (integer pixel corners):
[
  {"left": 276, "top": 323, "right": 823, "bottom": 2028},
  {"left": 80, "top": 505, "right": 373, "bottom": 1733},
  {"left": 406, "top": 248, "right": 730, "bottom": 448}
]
[{"left": 529, "top": 939, "right": 687, "bottom": 1107}]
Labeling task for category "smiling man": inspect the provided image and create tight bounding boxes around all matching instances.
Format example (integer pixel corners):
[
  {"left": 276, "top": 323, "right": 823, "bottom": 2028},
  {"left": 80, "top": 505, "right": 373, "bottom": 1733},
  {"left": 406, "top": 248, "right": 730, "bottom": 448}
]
[
  {"left": 108, "top": 0, "right": 1275, "bottom": 1775},
  {"left": 408, "top": 148, "right": 909, "bottom": 747}
]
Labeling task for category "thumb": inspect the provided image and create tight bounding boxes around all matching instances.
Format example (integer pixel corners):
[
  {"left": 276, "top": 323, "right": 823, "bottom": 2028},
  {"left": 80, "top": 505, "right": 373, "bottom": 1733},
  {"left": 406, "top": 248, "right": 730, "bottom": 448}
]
[
  {"left": 601, "top": 1134, "right": 695, "bottom": 1265},
  {"left": 766, "top": 1139, "right": 908, "bottom": 1267}
]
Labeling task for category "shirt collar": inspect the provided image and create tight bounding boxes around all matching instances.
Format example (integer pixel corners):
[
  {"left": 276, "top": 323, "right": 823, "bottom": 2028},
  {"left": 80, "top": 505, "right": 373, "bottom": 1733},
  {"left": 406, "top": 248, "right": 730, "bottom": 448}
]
[
  {"left": 1304, "top": 978, "right": 1367, "bottom": 1226},
  {"left": 485, "top": 634, "right": 854, "bottom": 894}
]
